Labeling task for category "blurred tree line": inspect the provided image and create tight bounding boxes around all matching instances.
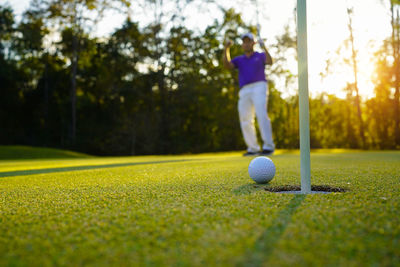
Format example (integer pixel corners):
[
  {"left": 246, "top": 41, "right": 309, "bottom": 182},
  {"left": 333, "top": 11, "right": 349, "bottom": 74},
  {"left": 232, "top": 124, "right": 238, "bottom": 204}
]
[{"left": 0, "top": 0, "right": 399, "bottom": 155}]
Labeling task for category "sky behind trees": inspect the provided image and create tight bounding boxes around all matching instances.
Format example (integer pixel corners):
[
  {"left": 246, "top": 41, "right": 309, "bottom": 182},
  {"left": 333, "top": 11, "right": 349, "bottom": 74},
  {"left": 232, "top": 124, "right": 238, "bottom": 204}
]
[{"left": 2, "top": 0, "right": 391, "bottom": 99}]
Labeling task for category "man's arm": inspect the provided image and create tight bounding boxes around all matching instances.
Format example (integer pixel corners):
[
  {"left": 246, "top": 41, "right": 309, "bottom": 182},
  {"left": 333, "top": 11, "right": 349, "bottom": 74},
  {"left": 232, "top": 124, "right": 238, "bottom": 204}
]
[
  {"left": 223, "top": 40, "right": 235, "bottom": 70},
  {"left": 259, "top": 39, "right": 273, "bottom": 65}
]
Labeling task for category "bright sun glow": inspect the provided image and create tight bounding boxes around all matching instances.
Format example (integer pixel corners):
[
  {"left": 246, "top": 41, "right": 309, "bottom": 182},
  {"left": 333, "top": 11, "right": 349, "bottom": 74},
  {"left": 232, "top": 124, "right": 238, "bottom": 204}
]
[
  {"left": 306, "top": 0, "right": 390, "bottom": 99},
  {"left": 184, "top": 0, "right": 391, "bottom": 99}
]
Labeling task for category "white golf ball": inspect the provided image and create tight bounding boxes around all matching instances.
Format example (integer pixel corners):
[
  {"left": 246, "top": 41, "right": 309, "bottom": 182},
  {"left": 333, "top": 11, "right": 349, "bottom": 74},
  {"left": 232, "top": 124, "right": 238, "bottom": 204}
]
[{"left": 248, "top": 156, "right": 276, "bottom": 184}]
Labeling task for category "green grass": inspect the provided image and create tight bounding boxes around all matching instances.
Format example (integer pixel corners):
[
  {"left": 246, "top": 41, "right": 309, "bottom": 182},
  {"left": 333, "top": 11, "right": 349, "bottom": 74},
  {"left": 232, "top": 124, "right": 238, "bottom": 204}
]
[
  {"left": 0, "top": 148, "right": 399, "bottom": 266},
  {"left": 0, "top": 145, "right": 91, "bottom": 160}
]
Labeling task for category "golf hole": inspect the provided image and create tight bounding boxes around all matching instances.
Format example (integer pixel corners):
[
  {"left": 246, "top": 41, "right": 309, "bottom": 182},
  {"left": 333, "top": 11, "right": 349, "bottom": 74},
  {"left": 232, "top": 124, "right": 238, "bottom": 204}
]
[{"left": 253, "top": 185, "right": 348, "bottom": 194}]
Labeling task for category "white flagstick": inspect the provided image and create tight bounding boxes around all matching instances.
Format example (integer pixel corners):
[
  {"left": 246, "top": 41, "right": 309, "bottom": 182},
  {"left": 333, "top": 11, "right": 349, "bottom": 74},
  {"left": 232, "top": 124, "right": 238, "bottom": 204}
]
[{"left": 297, "top": 0, "right": 311, "bottom": 194}]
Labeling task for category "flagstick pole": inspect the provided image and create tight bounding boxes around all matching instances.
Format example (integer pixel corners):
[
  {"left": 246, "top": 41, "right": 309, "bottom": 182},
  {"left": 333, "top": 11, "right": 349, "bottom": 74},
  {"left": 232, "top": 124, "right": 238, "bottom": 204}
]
[{"left": 297, "top": 0, "right": 311, "bottom": 194}]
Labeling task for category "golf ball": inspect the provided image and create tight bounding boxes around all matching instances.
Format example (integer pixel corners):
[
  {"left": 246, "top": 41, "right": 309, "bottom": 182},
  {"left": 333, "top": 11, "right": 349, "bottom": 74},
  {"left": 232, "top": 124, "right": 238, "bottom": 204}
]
[{"left": 248, "top": 156, "right": 276, "bottom": 184}]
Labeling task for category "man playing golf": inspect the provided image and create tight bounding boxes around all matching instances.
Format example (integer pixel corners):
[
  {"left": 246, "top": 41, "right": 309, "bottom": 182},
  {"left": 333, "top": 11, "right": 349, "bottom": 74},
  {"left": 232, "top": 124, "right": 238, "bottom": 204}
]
[{"left": 223, "top": 33, "right": 275, "bottom": 156}]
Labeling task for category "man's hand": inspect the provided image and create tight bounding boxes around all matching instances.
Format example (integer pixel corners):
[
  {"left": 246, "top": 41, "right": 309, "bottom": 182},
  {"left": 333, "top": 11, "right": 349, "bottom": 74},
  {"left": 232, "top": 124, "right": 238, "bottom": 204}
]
[
  {"left": 223, "top": 39, "right": 234, "bottom": 70},
  {"left": 257, "top": 35, "right": 273, "bottom": 65},
  {"left": 224, "top": 39, "right": 233, "bottom": 48},
  {"left": 258, "top": 38, "right": 265, "bottom": 47}
]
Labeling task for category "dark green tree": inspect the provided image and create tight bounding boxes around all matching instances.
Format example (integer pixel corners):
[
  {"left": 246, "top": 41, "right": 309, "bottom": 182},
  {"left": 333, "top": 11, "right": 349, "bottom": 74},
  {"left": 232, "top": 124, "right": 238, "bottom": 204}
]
[{"left": 30, "top": 0, "right": 130, "bottom": 145}]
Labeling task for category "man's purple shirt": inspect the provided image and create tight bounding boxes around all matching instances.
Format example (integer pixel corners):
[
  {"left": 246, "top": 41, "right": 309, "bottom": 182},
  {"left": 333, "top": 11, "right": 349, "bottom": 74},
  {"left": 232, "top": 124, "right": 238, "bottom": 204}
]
[{"left": 231, "top": 52, "right": 267, "bottom": 88}]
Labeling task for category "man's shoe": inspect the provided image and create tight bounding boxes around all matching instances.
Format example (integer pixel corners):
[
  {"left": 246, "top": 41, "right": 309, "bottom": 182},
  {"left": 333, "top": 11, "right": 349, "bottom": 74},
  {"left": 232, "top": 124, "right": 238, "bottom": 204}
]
[
  {"left": 243, "top": 151, "right": 260, "bottom": 157},
  {"left": 260, "top": 149, "right": 274, "bottom": 156}
]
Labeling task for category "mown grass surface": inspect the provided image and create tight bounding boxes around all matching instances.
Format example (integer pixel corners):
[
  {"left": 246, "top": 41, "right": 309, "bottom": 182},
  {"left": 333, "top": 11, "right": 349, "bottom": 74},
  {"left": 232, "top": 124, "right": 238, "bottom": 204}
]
[{"left": 0, "top": 149, "right": 399, "bottom": 266}]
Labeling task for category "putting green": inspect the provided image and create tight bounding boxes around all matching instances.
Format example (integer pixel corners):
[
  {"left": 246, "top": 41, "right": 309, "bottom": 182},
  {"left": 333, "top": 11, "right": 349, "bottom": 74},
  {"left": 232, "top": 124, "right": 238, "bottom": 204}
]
[{"left": 0, "top": 149, "right": 399, "bottom": 266}]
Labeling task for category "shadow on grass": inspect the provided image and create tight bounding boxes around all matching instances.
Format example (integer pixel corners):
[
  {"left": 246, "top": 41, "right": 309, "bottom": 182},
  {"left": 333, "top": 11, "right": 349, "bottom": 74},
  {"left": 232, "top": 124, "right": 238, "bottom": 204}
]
[
  {"left": 232, "top": 183, "right": 272, "bottom": 195},
  {"left": 238, "top": 194, "right": 306, "bottom": 267},
  {"left": 0, "top": 159, "right": 189, "bottom": 178}
]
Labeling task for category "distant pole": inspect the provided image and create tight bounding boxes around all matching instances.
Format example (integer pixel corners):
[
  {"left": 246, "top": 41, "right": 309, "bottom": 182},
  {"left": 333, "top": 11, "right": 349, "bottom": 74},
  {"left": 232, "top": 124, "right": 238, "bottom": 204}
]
[{"left": 297, "top": 0, "right": 311, "bottom": 194}]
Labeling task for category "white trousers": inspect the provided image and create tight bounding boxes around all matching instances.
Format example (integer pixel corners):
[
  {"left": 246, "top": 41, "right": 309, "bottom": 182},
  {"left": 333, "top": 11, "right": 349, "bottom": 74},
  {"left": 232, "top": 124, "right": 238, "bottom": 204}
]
[{"left": 238, "top": 81, "right": 275, "bottom": 152}]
